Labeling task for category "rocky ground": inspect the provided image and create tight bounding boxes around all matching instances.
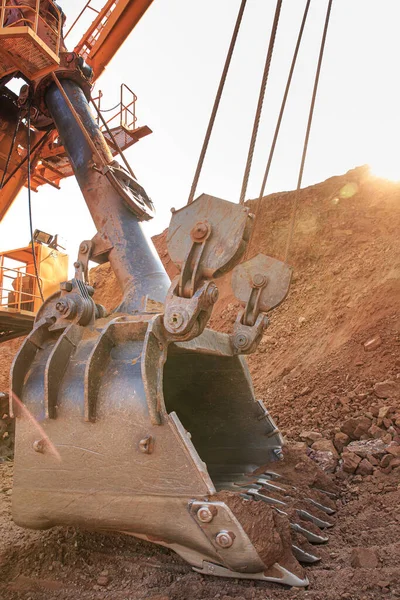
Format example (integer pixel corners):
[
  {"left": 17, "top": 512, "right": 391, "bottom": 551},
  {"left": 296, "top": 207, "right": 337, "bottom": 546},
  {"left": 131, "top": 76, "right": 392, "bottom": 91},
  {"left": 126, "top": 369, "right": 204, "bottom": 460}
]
[{"left": 0, "top": 166, "right": 399, "bottom": 599}]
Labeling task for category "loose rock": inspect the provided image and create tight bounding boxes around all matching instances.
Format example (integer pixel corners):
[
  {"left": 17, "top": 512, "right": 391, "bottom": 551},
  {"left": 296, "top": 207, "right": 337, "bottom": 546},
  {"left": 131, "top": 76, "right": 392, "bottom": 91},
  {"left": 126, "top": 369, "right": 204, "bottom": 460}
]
[
  {"left": 374, "top": 381, "right": 400, "bottom": 399},
  {"left": 356, "top": 458, "right": 374, "bottom": 476},
  {"left": 351, "top": 547, "right": 379, "bottom": 569},
  {"left": 334, "top": 431, "right": 350, "bottom": 453},
  {"left": 342, "top": 452, "right": 361, "bottom": 473},
  {"left": 347, "top": 439, "right": 388, "bottom": 459}
]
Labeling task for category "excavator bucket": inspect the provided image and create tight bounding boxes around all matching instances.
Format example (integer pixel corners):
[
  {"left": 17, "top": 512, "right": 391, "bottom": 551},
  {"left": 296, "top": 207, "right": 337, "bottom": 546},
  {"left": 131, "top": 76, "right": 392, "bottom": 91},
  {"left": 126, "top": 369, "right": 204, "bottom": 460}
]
[
  {"left": 9, "top": 76, "right": 337, "bottom": 588},
  {"left": 11, "top": 315, "right": 336, "bottom": 587}
]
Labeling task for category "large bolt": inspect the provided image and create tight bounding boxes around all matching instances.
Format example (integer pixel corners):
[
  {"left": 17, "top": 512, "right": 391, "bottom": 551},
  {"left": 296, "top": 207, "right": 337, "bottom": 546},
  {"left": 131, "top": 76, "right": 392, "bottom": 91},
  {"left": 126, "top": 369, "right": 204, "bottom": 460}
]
[
  {"left": 233, "top": 332, "right": 250, "bottom": 350},
  {"left": 206, "top": 283, "right": 219, "bottom": 305},
  {"left": 191, "top": 221, "right": 210, "bottom": 242},
  {"left": 79, "top": 242, "right": 89, "bottom": 254},
  {"left": 55, "top": 300, "right": 68, "bottom": 314},
  {"left": 167, "top": 311, "right": 184, "bottom": 330},
  {"left": 74, "top": 261, "right": 81, "bottom": 269},
  {"left": 33, "top": 439, "right": 45, "bottom": 453},
  {"left": 197, "top": 506, "right": 213, "bottom": 523},
  {"left": 215, "top": 531, "right": 234, "bottom": 548},
  {"left": 252, "top": 273, "right": 267, "bottom": 288}
]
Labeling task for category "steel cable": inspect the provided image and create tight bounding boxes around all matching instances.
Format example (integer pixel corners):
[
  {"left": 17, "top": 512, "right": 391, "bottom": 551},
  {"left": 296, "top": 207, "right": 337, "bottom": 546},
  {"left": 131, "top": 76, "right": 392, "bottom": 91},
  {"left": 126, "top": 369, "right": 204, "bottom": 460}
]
[
  {"left": 238, "top": 0, "right": 283, "bottom": 205},
  {"left": 258, "top": 0, "right": 311, "bottom": 198},
  {"left": 284, "top": 0, "right": 333, "bottom": 262},
  {"left": 187, "top": 0, "right": 248, "bottom": 204}
]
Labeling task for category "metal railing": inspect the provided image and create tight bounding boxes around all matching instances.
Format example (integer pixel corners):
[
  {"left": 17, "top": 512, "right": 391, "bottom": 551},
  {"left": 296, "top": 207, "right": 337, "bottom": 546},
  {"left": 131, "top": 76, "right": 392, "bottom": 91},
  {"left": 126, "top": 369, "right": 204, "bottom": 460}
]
[
  {"left": 0, "top": 0, "right": 62, "bottom": 56},
  {"left": 93, "top": 83, "right": 137, "bottom": 132},
  {"left": 72, "top": 0, "right": 117, "bottom": 61},
  {"left": 0, "top": 265, "right": 42, "bottom": 313}
]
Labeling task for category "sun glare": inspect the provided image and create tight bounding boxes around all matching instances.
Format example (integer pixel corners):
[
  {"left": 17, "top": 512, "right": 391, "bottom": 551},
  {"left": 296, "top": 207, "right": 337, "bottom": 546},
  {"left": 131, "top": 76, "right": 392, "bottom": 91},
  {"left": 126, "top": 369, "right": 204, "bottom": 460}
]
[{"left": 368, "top": 156, "right": 400, "bottom": 182}]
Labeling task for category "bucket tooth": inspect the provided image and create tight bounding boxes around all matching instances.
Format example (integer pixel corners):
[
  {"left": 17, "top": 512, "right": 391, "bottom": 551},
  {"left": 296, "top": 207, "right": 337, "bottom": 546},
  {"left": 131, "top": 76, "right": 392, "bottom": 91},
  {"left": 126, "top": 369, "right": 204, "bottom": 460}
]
[
  {"left": 292, "top": 545, "right": 321, "bottom": 564},
  {"left": 312, "top": 487, "right": 338, "bottom": 500},
  {"left": 257, "top": 479, "right": 289, "bottom": 494},
  {"left": 306, "top": 497, "right": 336, "bottom": 515},
  {"left": 290, "top": 523, "right": 329, "bottom": 544},
  {"left": 246, "top": 488, "right": 287, "bottom": 507},
  {"left": 296, "top": 509, "right": 334, "bottom": 529},
  {"left": 193, "top": 561, "right": 309, "bottom": 587}
]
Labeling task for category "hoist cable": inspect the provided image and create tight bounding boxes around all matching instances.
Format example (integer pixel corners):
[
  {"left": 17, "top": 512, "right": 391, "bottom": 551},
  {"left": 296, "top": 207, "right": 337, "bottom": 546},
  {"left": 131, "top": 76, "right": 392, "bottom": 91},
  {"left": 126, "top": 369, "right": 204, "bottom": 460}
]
[
  {"left": 239, "top": 0, "right": 283, "bottom": 205},
  {"left": 0, "top": 111, "right": 22, "bottom": 189},
  {"left": 284, "top": 0, "right": 333, "bottom": 262},
  {"left": 27, "top": 101, "right": 44, "bottom": 303},
  {"left": 187, "top": 0, "right": 247, "bottom": 205},
  {"left": 259, "top": 0, "right": 311, "bottom": 198},
  {"left": 243, "top": 0, "right": 311, "bottom": 261}
]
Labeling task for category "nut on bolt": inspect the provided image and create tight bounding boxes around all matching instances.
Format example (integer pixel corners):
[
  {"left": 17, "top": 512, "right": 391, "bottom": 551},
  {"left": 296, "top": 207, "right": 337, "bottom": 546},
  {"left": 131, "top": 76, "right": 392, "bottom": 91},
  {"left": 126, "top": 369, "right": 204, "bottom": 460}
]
[
  {"left": 167, "top": 311, "right": 184, "bottom": 330},
  {"left": 55, "top": 300, "right": 69, "bottom": 314},
  {"left": 79, "top": 242, "right": 89, "bottom": 254},
  {"left": 215, "top": 530, "right": 234, "bottom": 548},
  {"left": 191, "top": 220, "right": 210, "bottom": 242},
  {"left": 252, "top": 273, "right": 267, "bottom": 288},
  {"left": 206, "top": 283, "right": 219, "bottom": 305},
  {"left": 197, "top": 506, "right": 213, "bottom": 523}
]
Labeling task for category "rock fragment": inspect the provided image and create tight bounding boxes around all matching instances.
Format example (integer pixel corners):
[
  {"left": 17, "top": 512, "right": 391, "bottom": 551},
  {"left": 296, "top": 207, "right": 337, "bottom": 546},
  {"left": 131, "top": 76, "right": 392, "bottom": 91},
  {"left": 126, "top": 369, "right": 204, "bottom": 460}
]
[
  {"left": 347, "top": 439, "right": 388, "bottom": 459},
  {"left": 356, "top": 458, "right": 373, "bottom": 476},
  {"left": 350, "top": 547, "right": 378, "bottom": 569},
  {"left": 363, "top": 335, "right": 382, "bottom": 351},
  {"left": 299, "top": 431, "right": 322, "bottom": 445},
  {"left": 334, "top": 432, "right": 350, "bottom": 453},
  {"left": 374, "top": 381, "right": 400, "bottom": 399},
  {"left": 342, "top": 452, "right": 361, "bottom": 473}
]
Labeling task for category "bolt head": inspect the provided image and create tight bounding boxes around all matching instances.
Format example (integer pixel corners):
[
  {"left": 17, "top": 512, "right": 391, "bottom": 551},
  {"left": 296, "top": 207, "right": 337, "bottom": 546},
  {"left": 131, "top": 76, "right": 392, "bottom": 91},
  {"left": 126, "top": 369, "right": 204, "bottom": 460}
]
[
  {"left": 234, "top": 332, "right": 249, "bottom": 349},
  {"left": 33, "top": 439, "right": 45, "bottom": 453},
  {"left": 79, "top": 243, "right": 89, "bottom": 254},
  {"left": 252, "top": 273, "right": 267, "bottom": 288},
  {"left": 206, "top": 283, "right": 219, "bottom": 305},
  {"left": 167, "top": 311, "right": 184, "bottom": 330},
  {"left": 74, "top": 261, "right": 81, "bottom": 269},
  {"left": 215, "top": 530, "right": 234, "bottom": 548},
  {"left": 55, "top": 300, "right": 68, "bottom": 314},
  {"left": 197, "top": 506, "right": 213, "bottom": 523},
  {"left": 191, "top": 220, "right": 210, "bottom": 242}
]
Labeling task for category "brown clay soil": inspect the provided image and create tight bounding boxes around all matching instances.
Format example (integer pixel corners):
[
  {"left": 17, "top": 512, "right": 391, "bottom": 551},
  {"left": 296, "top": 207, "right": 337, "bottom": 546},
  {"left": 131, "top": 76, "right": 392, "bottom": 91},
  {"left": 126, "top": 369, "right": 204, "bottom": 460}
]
[{"left": 0, "top": 166, "right": 400, "bottom": 599}]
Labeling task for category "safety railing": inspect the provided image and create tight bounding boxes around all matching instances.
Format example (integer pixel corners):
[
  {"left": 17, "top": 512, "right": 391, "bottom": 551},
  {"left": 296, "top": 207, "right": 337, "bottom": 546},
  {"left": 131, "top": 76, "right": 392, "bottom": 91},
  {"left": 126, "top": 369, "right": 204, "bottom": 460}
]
[
  {"left": 72, "top": 0, "right": 117, "bottom": 62},
  {"left": 0, "top": 265, "right": 42, "bottom": 313},
  {"left": 0, "top": 0, "right": 62, "bottom": 56},
  {"left": 93, "top": 83, "right": 137, "bottom": 132}
]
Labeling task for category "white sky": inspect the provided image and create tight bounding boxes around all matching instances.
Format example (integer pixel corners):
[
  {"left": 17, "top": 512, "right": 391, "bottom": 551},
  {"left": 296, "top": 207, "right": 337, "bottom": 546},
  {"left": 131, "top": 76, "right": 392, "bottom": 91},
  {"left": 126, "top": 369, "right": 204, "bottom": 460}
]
[{"left": 1, "top": 0, "right": 400, "bottom": 263}]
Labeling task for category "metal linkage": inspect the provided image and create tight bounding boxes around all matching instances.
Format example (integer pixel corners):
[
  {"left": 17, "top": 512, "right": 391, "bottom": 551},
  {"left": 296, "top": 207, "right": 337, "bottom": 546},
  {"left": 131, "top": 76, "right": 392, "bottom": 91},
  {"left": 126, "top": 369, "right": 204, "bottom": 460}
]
[{"left": 230, "top": 254, "right": 292, "bottom": 354}]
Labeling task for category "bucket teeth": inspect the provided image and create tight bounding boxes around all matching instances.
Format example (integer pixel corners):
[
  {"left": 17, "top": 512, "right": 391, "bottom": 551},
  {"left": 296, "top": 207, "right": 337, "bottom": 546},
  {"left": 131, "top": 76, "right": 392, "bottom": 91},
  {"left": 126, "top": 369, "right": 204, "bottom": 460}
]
[
  {"left": 292, "top": 545, "right": 321, "bottom": 564},
  {"left": 306, "top": 497, "right": 336, "bottom": 515},
  {"left": 290, "top": 522, "right": 329, "bottom": 544},
  {"left": 296, "top": 509, "right": 334, "bottom": 529},
  {"left": 246, "top": 488, "right": 287, "bottom": 507},
  {"left": 312, "top": 486, "right": 337, "bottom": 500},
  {"left": 257, "top": 479, "right": 289, "bottom": 494}
]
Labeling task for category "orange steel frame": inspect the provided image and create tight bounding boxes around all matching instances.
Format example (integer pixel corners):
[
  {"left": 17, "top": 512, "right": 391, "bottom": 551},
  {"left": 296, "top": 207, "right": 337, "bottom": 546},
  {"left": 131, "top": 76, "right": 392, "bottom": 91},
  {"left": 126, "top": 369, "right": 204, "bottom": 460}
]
[{"left": 0, "top": 0, "right": 154, "bottom": 221}]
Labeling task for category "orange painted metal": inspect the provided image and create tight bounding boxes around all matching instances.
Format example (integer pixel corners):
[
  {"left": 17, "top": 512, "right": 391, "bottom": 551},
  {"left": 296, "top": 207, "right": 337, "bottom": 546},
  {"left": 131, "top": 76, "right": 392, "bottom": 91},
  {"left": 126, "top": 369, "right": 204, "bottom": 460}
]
[
  {"left": 74, "top": 0, "right": 154, "bottom": 81},
  {"left": 0, "top": 0, "right": 154, "bottom": 220}
]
